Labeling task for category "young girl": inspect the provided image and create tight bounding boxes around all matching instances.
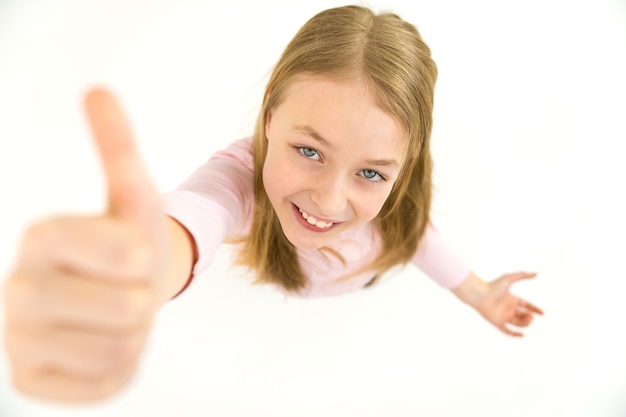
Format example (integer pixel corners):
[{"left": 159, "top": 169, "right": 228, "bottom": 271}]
[{"left": 2, "top": 5, "right": 543, "bottom": 403}]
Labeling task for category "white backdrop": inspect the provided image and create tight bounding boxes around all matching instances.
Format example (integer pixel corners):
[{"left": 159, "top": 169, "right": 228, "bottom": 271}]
[{"left": 1, "top": 0, "right": 625, "bottom": 416}]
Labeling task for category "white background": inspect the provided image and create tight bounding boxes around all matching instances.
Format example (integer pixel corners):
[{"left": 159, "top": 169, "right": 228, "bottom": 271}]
[{"left": 0, "top": 0, "right": 625, "bottom": 416}]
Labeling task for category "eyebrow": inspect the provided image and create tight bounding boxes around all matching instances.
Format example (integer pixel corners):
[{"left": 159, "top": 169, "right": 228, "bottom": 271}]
[
  {"left": 295, "top": 125, "right": 331, "bottom": 147},
  {"left": 294, "top": 124, "right": 400, "bottom": 169}
]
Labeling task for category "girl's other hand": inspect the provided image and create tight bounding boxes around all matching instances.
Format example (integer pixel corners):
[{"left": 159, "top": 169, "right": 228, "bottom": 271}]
[
  {"left": 476, "top": 272, "right": 544, "bottom": 337},
  {"left": 452, "top": 271, "right": 544, "bottom": 337},
  {"left": 2, "top": 89, "right": 168, "bottom": 402}
]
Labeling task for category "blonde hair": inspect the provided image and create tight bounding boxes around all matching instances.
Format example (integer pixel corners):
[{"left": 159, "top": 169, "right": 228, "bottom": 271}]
[{"left": 235, "top": 5, "right": 437, "bottom": 292}]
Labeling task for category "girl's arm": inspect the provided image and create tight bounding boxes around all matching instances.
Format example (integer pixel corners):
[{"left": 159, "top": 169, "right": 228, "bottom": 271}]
[
  {"left": 159, "top": 138, "right": 254, "bottom": 296},
  {"left": 411, "top": 225, "right": 543, "bottom": 337},
  {"left": 3, "top": 88, "right": 197, "bottom": 402}
]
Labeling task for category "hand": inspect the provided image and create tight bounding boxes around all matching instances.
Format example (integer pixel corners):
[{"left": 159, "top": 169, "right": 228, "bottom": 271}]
[
  {"left": 475, "top": 272, "right": 544, "bottom": 337},
  {"left": 2, "top": 88, "right": 167, "bottom": 402}
]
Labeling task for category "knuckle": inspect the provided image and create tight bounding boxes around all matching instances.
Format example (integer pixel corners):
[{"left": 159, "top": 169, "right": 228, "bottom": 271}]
[
  {"left": 21, "top": 219, "right": 59, "bottom": 254},
  {"left": 11, "top": 371, "right": 37, "bottom": 398},
  {"left": 3, "top": 277, "right": 37, "bottom": 318},
  {"left": 3, "top": 327, "right": 27, "bottom": 365}
]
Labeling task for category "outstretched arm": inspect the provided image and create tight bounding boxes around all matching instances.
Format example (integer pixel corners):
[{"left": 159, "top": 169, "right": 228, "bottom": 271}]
[
  {"left": 2, "top": 89, "right": 196, "bottom": 403},
  {"left": 450, "top": 271, "right": 544, "bottom": 337}
]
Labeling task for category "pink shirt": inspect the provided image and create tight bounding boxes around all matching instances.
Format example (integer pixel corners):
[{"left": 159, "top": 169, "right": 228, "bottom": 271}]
[{"left": 163, "top": 138, "right": 470, "bottom": 298}]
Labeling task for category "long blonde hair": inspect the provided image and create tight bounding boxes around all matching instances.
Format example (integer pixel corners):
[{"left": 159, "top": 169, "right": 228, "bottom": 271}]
[{"left": 235, "top": 5, "right": 437, "bottom": 292}]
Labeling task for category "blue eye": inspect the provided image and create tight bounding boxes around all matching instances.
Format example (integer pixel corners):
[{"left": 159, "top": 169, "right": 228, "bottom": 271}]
[
  {"left": 298, "top": 147, "right": 320, "bottom": 160},
  {"left": 360, "top": 169, "right": 384, "bottom": 182}
]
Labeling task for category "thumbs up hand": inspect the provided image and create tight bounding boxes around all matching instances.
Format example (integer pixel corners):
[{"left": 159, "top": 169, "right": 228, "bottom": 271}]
[{"left": 2, "top": 88, "right": 173, "bottom": 403}]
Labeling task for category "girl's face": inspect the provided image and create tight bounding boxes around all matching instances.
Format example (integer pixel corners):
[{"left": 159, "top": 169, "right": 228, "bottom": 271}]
[{"left": 263, "top": 75, "right": 405, "bottom": 250}]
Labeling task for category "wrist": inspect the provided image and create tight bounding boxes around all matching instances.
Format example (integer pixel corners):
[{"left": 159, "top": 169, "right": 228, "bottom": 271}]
[{"left": 450, "top": 271, "right": 489, "bottom": 311}]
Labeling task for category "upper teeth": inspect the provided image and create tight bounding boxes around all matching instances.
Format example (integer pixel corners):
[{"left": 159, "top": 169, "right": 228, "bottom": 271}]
[{"left": 298, "top": 208, "right": 333, "bottom": 229}]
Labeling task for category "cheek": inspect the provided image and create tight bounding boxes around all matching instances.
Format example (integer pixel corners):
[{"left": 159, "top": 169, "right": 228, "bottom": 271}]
[
  {"left": 262, "top": 147, "right": 296, "bottom": 199},
  {"left": 354, "top": 189, "right": 393, "bottom": 222}
]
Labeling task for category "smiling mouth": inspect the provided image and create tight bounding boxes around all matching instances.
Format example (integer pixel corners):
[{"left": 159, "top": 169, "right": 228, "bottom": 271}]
[{"left": 297, "top": 207, "right": 334, "bottom": 229}]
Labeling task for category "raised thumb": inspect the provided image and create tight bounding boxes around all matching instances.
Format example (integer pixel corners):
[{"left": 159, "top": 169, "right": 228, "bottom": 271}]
[{"left": 84, "top": 87, "right": 161, "bottom": 230}]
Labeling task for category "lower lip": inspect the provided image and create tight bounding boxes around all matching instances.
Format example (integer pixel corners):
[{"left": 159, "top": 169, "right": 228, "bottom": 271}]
[{"left": 291, "top": 204, "right": 341, "bottom": 233}]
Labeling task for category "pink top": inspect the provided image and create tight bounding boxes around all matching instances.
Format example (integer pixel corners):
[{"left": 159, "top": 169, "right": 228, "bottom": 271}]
[{"left": 162, "top": 138, "right": 470, "bottom": 298}]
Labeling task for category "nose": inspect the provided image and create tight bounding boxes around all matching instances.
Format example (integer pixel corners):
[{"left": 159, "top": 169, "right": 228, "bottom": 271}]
[{"left": 310, "top": 170, "right": 348, "bottom": 217}]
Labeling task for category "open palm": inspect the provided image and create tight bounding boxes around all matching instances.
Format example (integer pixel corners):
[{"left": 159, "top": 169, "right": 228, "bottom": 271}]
[{"left": 476, "top": 272, "right": 544, "bottom": 337}]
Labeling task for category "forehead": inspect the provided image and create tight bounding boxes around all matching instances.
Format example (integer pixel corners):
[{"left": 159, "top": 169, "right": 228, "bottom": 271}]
[{"left": 273, "top": 75, "right": 406, "bottom": 158}]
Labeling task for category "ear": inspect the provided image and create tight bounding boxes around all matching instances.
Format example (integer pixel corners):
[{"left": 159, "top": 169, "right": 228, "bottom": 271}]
[{"left": 265, "top": 109, "right": 273, "bottom": 140}]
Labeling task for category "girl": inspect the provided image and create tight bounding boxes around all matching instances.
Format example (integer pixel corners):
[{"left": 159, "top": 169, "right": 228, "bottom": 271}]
[{"left": 2, "top": 5, "right": 543, "bottom": 403}]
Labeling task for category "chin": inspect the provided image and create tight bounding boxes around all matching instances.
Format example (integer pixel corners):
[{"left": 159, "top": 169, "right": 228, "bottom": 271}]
[
  {"left": 284, "top": 233, "right": 329, "bottom": 251},
  {"left": 281, "top": 226, "right": 336, "bottom": 250}
]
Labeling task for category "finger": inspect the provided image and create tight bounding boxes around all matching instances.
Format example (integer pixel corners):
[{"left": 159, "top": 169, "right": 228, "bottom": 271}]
[
  {"left": 83, "top": 88, "right": 161, "bottom": 231},
  {"left": 6, "top": 323, "right": 148, "bottom": 379},
  {"left": 11, "top": 366, "right": 135, "bottom": 403},
  {"left": 519, "top": 300, "right": 544, "bottom": 315},
  {"left": 5, "top": 269, "right": 154, "bottom": 332},
  {"left": 18, "top": 217, "right": 153, "bottom": 282},
  {"left": 503, "top": 271, "right": 537, "bottom": 284},
  {"left": 499, "top": 324, "right": 524, "bottom": 337}
]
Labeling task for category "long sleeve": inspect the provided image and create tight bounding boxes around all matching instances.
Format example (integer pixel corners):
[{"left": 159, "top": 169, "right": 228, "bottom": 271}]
[
  {"left": 410, "top": 224, "right": 471, "bottom": 289},
  {"left": 162, "top": 138, "right": 254, "bottom": 279}
]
